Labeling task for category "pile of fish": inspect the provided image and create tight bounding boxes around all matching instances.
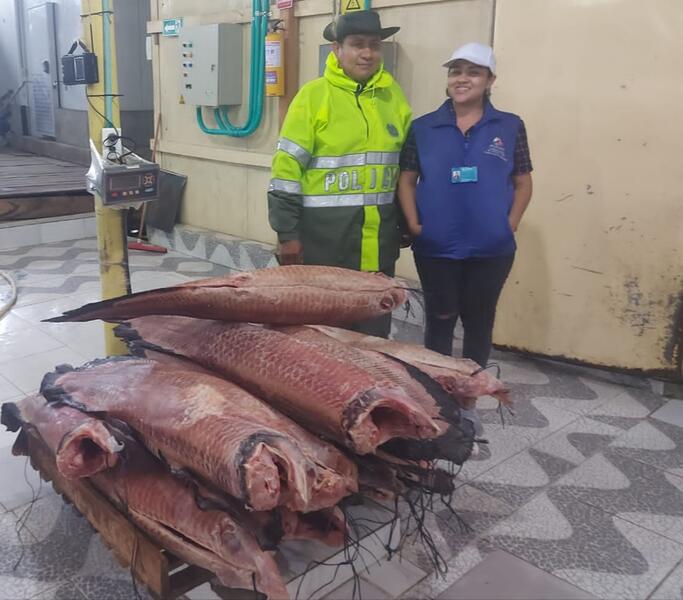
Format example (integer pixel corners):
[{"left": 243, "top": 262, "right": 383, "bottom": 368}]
[{"left": 1, "top": 265, "right": 509, "bottom": 599}]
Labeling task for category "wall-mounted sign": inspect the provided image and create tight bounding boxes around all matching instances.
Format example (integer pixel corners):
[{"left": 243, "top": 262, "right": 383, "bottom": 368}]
[
  {"left": 341, "top": 0, "right": 363, "bottom": 13},
  {"left": 162, "top": 18, "right": 182, "bottom": 37}
]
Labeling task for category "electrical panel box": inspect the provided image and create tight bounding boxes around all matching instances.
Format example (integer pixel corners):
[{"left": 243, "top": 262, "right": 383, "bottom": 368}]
[
  {"left": 319, "top": 42, "right": 397, "bottom": 77},
  {"left": 179, "top": 24, "right": 242, "bottom": 107}
]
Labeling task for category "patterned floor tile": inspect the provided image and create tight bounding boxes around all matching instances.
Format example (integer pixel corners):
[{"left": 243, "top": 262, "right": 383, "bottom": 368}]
[
  {"left": 0, "top": 313, "right": 33, "bottom": 336},
  {"left": 323, "top": 576, "right": 391, "bottom": 600},
  {"left": 0, "top": 327, "right": 64, "bottom": 363},
  {"left": 472, "top": 450, "right": 553, "bottom": 489},
  {"left": 13, "top": 276, "right": 101, "bottom": 309},
  {"left": 0, "top": 374, "right": 22, "bottom": 403},
  {"left": 588, "top": 389, "right": 665, "bottom": 421},
  {"left": 41, "top": 581, "right": 87, "bottom": 600},
  {"left": 480, "top": 489, "right": 683, "bottom": 600},
  {"left": 483, "top": 387, "right": 584, "bottom": 432},
  {"left": 530, "top": 416, "right": 626, "bottom": 467},
  {"left": 38, "top": 321, "right": 106, "bottom": 362},
  {"left": 493, "top": 358, "right": 550, "bottom": 386},
  {"left": 607, "top": 419, "right": 683, "bottom": 476},
  {"left": 462, "top": 398, "right": 578, "bottom": 483},
  {"left": 650, "top": 559, "right": 683, "bottom": 600},
  {"left": 398, "top": 544, "right": 487, "bottom": 599},
  {"left": 20, "top": 494, "right": 92, "bottom": 544},
  {"left": 14, "top": 294, "right": 102, "bottom": 325},
  {"left": 5, "top": 498, "right": 95, "bottom": 583},
  {"left": 0, "top": 423, "right": 21, "bottom": 450},
  {"left": 435, "top": 550, "right": 596, "bottom": 599},
  {"left": 0, "top": 576, "right": 62, "bottom": 600},
  {"left": 3, "top": 254, "right": 100, "bottom": 277},
  {"left": 359, "top": 557, "right": 427, "bottom": 598},
  {"left": 71, "top": 575, "right": 154, "bottom": 600},
  {"left": 0, "top": 346, "right": 87, "bottom": 394},
  {"left": 0, "top": 451, "right": 52, "bottom": 511},
  {"left": 652, "top": 400, "right": 683, "bottom": 428},
  {"left": 554, "top": 450, "right": 683, "bottom": 544},
  {"left": 0, "top": 505, "right": 74, "bottom": 594}
]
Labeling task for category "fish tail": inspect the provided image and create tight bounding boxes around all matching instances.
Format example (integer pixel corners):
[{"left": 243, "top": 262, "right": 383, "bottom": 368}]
[{"left": 42, "top": 296, "right": 123, "bottom": 322}]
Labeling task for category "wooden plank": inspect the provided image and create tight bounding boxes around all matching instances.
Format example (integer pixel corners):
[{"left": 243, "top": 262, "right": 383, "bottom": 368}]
[
  {"left": 0, "top": 150, "right": 87, "bottom": 198},
  {"left": 168, "top": 565, "right": 216, "bottom": 597},
  {"left": 25, "top": 432, "right": 171, "bottom": 598},
  {"left": 0, "top": 195, "right": 94, "bottom": 221}
]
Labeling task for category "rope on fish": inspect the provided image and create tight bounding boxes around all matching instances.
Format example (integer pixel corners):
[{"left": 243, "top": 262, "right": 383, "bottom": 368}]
[
  {"left": 294, "top": 504, "right": 372, "bottom": 600},
  {"left": 12, "top": 455, "right": 43, "bottom": 570},
  {"left": 401, "top": 487, "right": 449, "bottom": 577},
  {"left": 471, "top": 361, "right": 515, "bottom": 424}
]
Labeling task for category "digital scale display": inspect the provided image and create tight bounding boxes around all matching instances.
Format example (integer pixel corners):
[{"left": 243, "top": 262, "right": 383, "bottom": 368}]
[
  {"left": 103, "top": 167, "right": 159, "bottom": 205},
  {"left": 109, "top": 173, "right": 142, "bottom": 192}
]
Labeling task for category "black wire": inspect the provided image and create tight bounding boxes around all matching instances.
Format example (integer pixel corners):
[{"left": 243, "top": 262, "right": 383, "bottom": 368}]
[
  {"left": 13, "top": 455, "right": 43, "bottom": 570},
  {"left": 103, "top": 133, "right": 137, "bottom": 164},
  {"left": 80, "top": 10, "right": 114, "bottom": 17},
  {"left": 86, "top": 93, "right": 115, "bottom": 129}
]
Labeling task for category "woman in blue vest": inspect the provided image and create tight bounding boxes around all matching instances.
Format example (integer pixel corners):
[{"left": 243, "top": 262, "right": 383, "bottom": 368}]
[{"left": 398, "top": 42, "right": 533, "bottom": 367}]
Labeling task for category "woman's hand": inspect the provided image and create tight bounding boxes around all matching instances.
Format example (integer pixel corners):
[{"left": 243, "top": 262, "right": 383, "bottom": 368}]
[
  {"left": 509, "top": 173, "right": 533, "bottom": 233},
  {"left": 408, "top": 221, "right": 423, "bottom": 237}
]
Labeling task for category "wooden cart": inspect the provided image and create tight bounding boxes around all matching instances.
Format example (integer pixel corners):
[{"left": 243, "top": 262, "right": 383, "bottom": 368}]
[
  {"left": 19, "top": 429, "right": 397, "bottom": 600},
  {"left": 20, "top": 429, "right": 260, "bottom": 599}
]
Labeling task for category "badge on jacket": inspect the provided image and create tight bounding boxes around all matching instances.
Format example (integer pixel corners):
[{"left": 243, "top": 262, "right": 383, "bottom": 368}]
[{"left": 451, "top": 166, "right": 478, "bottom": 183}]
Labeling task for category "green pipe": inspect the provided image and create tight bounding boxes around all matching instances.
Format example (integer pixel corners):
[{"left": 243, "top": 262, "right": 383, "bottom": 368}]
[
  {"left": 102, "top": 0, "right": 113, "bottom": 120},
  {"left": 197, "top": 0, "right": 267, "bottom": 137}
]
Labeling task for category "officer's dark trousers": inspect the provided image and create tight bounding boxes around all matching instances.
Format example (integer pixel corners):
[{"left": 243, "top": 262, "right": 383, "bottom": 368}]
[
  {"left": 344, "top": 265, "right": 395, "bottom": 339},
  {"left": 414, "top": 253, "right": 515, "bottom": 367}
]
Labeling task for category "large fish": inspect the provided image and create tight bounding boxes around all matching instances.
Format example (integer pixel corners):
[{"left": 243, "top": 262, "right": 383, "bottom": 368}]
[
  {"left": 1, "top": 394, "right": 123, "bottom": 479},
  {"left": 274, "top": 326, "right": 474, "bottom": 464},
  {"left": 4, "top": 397, "right": 289, "bottom": 597},
  {"left": 114, "top": 316, "right": 440, "bottom": 455},
  {"left": 40, "top": 357, "right": 357, "bottom": 512},
  {"left": 44, "top": 265, "right": 407, "bottom": 326},
  {"left": 89, "top": 434, "right": 290, "bottom": 599},
  {"left": 303, "top": 326, "right": 511, "bottom": 408}
]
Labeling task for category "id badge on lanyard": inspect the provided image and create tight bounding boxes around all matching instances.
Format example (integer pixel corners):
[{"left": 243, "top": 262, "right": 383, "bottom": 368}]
[{"left": 451, "top": 166, "right": 478, "bottom": 184}]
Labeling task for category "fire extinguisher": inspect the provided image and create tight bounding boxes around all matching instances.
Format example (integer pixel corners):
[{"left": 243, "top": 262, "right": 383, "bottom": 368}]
[{"left": 265, "top": 22, "right": 285, "bottom": 97}]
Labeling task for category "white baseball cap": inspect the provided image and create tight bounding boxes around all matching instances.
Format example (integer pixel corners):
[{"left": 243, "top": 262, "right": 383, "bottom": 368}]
[{"left": 443, "top": 42, "right": 496, "bottom": 74}]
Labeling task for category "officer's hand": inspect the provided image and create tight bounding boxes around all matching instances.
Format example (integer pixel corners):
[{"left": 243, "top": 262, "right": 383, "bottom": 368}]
[
  {"left": 277, "top": 240, "right": 304, "bottom": 265},
  {"left": 399, "top": 232, "right": 413, "bottom": 248}
]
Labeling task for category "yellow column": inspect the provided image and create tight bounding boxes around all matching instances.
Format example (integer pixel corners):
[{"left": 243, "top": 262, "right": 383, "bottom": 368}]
[{"left": 82, "top": 0, "right": 129, "bottom": 356}]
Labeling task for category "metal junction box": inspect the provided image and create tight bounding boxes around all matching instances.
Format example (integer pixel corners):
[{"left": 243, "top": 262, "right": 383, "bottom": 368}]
[{"left": 179, "top": 24, "right": 242, "bottom": 107}]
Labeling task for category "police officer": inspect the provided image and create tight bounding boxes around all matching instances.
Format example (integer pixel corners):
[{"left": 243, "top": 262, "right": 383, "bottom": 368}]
[
  {"left": 398, "top": 42, "right": 533, "bottom": 366},
  {"left": 268, "top": 10, "right": 412, "bottom": 338}
]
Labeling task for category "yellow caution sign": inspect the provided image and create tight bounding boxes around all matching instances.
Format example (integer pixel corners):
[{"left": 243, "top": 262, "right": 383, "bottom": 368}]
[{"left": 341, "top": 0, "right": 363, "bottom": 13}]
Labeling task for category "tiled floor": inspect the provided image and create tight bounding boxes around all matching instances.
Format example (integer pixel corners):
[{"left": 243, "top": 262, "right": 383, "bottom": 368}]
[{"left": 1, "top": 234, "right": 682, "bottom": 600}]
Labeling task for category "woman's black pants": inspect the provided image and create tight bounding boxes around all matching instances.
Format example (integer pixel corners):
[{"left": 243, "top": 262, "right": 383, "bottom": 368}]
[{"left": 414, "top": 253, "right": 515, "bottom": 367}]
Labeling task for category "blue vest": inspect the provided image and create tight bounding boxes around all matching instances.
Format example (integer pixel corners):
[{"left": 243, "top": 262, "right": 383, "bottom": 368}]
[{"left": 411, "top": 100, "right": 522, "bottom": 259}]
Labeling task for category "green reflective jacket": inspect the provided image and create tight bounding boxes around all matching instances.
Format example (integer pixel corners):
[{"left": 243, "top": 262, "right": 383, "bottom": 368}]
[{"left": 268, "top": 52, "right": 412, "bottom": 271}]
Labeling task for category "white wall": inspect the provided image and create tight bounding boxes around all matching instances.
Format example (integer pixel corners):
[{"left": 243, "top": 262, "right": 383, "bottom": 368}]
[{"left": 0, "top": 1, "right": 25, "bottom": 106}]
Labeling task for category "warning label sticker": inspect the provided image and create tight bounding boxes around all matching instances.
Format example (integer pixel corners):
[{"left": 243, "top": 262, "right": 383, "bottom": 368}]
[{"left": 341, "top": 0, "right": 362, "bottom": 13}]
